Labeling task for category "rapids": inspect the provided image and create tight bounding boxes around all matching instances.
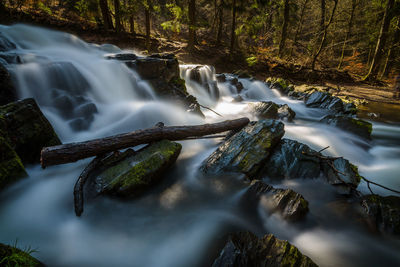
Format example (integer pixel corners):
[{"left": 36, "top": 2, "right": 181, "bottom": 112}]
[{"left": 0, "top": 24, "right": 399, "bottom": 267}]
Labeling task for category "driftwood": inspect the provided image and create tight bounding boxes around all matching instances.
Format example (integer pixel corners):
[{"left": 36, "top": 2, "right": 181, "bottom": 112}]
[{"left": 41, "top": 117, "right": 250, "bottom": 168}]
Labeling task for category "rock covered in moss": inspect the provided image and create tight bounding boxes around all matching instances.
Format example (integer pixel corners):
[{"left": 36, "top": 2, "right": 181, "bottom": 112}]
[
  {"left": 94, "top": 140, "right": 182, "bottom": 198},
  {"left": 360, "top": 194, "right": 400, "bottom": 236},
  {"left": 0, "top": 98, "right": 61, "bottom": 164},
  {"left": 261, "top": 139, "right": 361, "bottom": 194},
  {"left": 201, "top": 120, "right": 285, "bottom": 179},
  {"left": 0, "top": 134, "right": 27, "bottom": 191},
  {"left": 266, "top": 77, "right": 293, "bottom": 95},
  {"left": 0, "top": 64, "right": 17, "bottom": 105},
  {"left": 0, "top": 243, "right": 44, "bottom": 266},
  {"left": 243, "top": 180, "right": 309, "bottom": 222},
  {"left": 212, "top": 231, "right": 317, "bottom": 267},
  {"left": 250, "top": 101, "right": 296, "bottom": 122},
  {"left": 320, "top": 115, "right": 372, "bottom": 139}
]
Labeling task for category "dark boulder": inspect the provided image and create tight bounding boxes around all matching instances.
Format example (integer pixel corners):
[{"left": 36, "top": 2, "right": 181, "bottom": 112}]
[
  {"left": 320, "top": 115, "right": 372, "bottom": 139},
  {"left": 201, "top": 120, "right": 285, "bottom": 179},
  {"left": 216, "top": 74, "right": 226, "bottom": 83},
  {"left": 0, "top": 98, "right": 61, "bottom": 164},
  {"left": 0, "top": 64, "right": 17, "bottom": 105},
  {"left": 0, "top": 243, "right": 44, "bottom": 267},
  {"left": 0, "top": 134, "right": 27, "bottom": 191},
  {"left": 93, "top": 140, "right": 181, "bottom": 198},
  {"left": 360, "top": 194, "right": 400, "bottom": 236},
  {"left": 212, "top": 231, "right": 318, "bottom": 267},
  {"left": 243, "top": 180, "right": 309, "bottom": 222},
  {"left": 250, "top": 102, "right": 296, "bottom": 122},
  {"left": 105, "top": 53, "right": 138, "bottom": 61}
]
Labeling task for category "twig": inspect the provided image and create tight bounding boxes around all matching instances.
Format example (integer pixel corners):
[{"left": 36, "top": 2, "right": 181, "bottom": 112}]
[
  {"left": 361, "top": 177, "right": 400, "bottom": 194},
  {"left": 184, "top": 134, "right": 226, "bottom": 140},
  {"left": 318, "top": 146, "right": 330, "bottom": 153},
  {"left": 199, "top": 104, "right": 223, "bottom": 117}
]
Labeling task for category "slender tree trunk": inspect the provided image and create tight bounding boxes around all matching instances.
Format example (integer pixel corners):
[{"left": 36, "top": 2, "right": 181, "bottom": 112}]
[
  {"left": 381, "top": 17, "right": 400, "bottom": 78},
  {"left": 145, "top": 6, "right": 151, "bottom": 51},
  {"left": 320, "top": 0, "right": 326, "bottom": 38},
  {"left": 129, "top": 15, "right": 135, "bottom": 35},
  {"left": 230, "top": 0, "right": 237, "bottom": 53},
  {"left": 278, "top": 0, "right": 290, "bottom": 57},
  {"left": 188, "top": 0, "right": 196, "bottom": 50},
  {"left": 338, "top": 0, "right": 357, "bottom": 69},
  {"left": 364, "top": 0, "right": 395, "bottom": 80},
  {"left": 99, "top": 0, "right": 114, "bottom": 30},
  {"left": 290, "top": 0, "right": 309, "bottom": 57},
  {"left": 311, "top": 0, "right": 338, "bottom": 70},
  {"left": 114, "top": 0, "right": 121, "bottom": 33},
  {"left": 216, "top": 0, "right": 224, "bottom": 45}
]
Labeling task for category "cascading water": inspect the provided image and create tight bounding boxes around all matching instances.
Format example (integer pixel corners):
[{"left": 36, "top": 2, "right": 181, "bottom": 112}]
[{"left": 0, "top": 24, "right": 399, "bottom": 267}]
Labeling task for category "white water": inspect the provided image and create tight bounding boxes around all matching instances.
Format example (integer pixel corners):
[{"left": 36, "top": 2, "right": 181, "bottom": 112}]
[{"left": 0, "top": 24, "right": 399, "bottom": 267}]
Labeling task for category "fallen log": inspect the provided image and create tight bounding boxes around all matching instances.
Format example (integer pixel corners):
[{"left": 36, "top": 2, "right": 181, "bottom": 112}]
[{"left": 41, "top": 117, "right": 250, "bottom": 168}]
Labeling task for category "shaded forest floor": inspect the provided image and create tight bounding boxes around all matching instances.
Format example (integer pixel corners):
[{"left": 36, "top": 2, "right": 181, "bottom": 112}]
[{"left": 1, "top": 6, "right": 400, "bottom": 121}]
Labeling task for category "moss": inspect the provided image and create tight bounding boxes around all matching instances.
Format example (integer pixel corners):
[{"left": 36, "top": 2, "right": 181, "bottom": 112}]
[
  {"left": 350, "top": 118, "right": 372, "bottom": 134},
  {"left": 170, "top": 78, "right": 188, "bottom": 94},
  {"left": 0, "top": 243, "right": 43, "bottom": 267},
  {"left": 349, "top": 163, "right": 362, "bottom": 183},
  {"left": 0, "top": 135, "right": 27, "bottom": 191},
  {"left": 100, "top": 140, "right": 182, "bottom": 197}
]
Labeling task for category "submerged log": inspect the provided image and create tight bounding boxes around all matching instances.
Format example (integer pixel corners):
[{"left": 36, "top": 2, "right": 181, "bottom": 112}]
[{"left": 41, "top": 117, "right": 250, "bottom": 168}]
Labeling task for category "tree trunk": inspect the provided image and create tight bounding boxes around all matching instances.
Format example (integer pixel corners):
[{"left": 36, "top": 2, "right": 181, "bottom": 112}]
[
  {"left": 338, "top": 0, "right": 357, "bottom": 69},
  {"left": 381, "top": 17, "right": 400, "bottom": 78},
  {"left": 114, "top": 0, "right": 121, "bottom": 33},
  {"left": 363, "top": 0, "right": 395, "bottom": 81},
  {"left": 290, "top": 0, "right": 309, "bottom": 57},
  {"left": 320, "top": 0, "right": 326, "bottom": 38},
  {"left": 230, "top": 0, "right": 237, "bottom": 53},
  {"left": 99, "top": 0, "right": 113, "bottom": 30},
  {"left": 216, "top": 0, "right": 224, "bottom": 45},
  {"left": 129, "top": 15, "right": 135, "bottom": 35},
  {"left": 145, "top": 5, "right": 151, "bottom": 51},
  {"left": 41, "top": 118, "right": 250, "bottom": 168},
  {"left": 311, "top": 0, "right": 338, "bottom": 70},
  {"left": 278, "top": 0, "right": 290, "bottom": 57},
  {"left": 188, "top": 0, "right": 197, "bottom": 50}
]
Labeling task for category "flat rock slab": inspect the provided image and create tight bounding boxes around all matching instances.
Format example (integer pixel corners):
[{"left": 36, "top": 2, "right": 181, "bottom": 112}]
[
  {"left": 212, "top": 231, "right": 318, "bottom": 267},
  {"left": 320, "top": 115, "right": 372, "bottom": 139},
  {"left": 201, "top": 120, "right": 285, "bottom": 179}
]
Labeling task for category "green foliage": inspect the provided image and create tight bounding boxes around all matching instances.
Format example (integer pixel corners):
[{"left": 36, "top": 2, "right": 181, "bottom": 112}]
[
  {"left": 161, "top": 3, "right": 184, "bottom": 33},
  {"left": 37, "top": 2, "right": 52, "bottom": 15},
  {"left": 246, "top": 56, "right": 258, "bottom": 66}
]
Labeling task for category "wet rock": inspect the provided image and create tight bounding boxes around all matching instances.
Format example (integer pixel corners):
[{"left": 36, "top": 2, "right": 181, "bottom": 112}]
[
  {"left": 250, "top": 102, "right": 296, "bottom": 122},
  {"left": 227, "top": 77, "right": 244, "bottom": 93},
  {"left": 95, "top": 140, "right": 181, "bottom": 198},
  {"left": 105, "top": 53, "right": 138, "bottom": 61},
  {"left": 184, "top": 65, "right": 220, "bottom": 101},
  {"left": 0, "top": 33, "right": 16, "bottom": 52},
  {"left": 232, "top": 95, "right": 244, "bottom": 103},
  {"left": 0, "top": 98, "right": 61, "bottom": 164},
  {"left": 0, "top": 134, "right": 27, "bottom": 191},
  {"left": 266, "top": 77, "right": 293, "bottom": 95},
  {"left": 343, "top": 102, "right": 357, "bottom": 115},
  {"left": 201, "top": 120, "right": 285, "bottom": 179},
  {"left": 0, "top": 243, "right": 44, "bottom": 266},
  {"left": 0, "top": 64, "right": 17, "bottom": 105},
  {"left": 304, "top": 91, "right": 346, "bottom": 113},
  {"left": 75, "top": 102, "right": 98, "bottom": 119},
  {"left": 320, "top": 115, "right": 372, "bottom": 139},
  {"left": 262, "top": 139, "right": 361, "bottom": 194},
  {"left": 360, "top": 194, "right": 400, "bottom": 236},
  {"left": 243, "top": 180, "right": 309, "bottom": 222},
  {"left": 261, "top": 139, "right": 321, "bottom": 180},
  {"left": 216, "top": 74, "right": 226, "bottom": 83},
  {"left": 69, "top": 117, "right": 92, "bottom": 131},
  {"left": 212, "top": 231, "right": 317, "bottom": 267}
]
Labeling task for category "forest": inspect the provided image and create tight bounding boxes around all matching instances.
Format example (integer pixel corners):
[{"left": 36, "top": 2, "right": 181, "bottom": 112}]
[{"left": 0, "top": 1, "right": 400, "bottom": 267}]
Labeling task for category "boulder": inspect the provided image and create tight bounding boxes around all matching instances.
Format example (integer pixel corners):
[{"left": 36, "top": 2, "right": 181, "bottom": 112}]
[
  {"left": 212, "top": 231, "right": 318, "bottom": 267},
  {"left": 0, "top": 64, "right": 17, "bottom": 105},
  {"left": 0, "top": 33, "right": 16, "bottom": 52},
  {"left": 0, "top": 243, "right": 44, "bottom": 267},
  {"left": 227, "top": 77, "right": 244, "bottom": 93},
  {"left": 201, "top": 120, "right": 285, "bottom": 179},
  {"left": 105, "top": 53, "right": 138, "bottom": 61},
  {"left": 304, "top": 91, "right": 349, "bottom": 114},
  {"left": 0, "top": 134, "right": 27, "bottom": 191},
  {"left": 184, "top": 65, "right": 220, "bottom": 101},
  {"left": 94, "top": 140, "right": 181, "bottom": 198},
  {"left": 250, "top": 102, "right": 296, "bottom": 122},
  {"left": 261, "top": 139, "right": 361, "bottom": 194},
  {"left": 216, "top": 74, "right": 226, "bottom": 83},
  {"left": 266, "top": 77, "right": 293, "bottom": 95},
  {"left": 320, "top": 115, "right": 372, "bottom": 139},
  {"left": 243, "top": 180, "right": 309, "bottom": 222},
  {"left": 0, "top": 98, "right": 61, "bottom": 164},
  {"left": 360, "top": 194, "right": 400, "bottom": 236}
]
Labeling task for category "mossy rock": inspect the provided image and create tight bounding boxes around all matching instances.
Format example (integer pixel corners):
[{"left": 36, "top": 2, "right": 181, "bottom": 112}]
[
  {"left": 201, "top": 120, "right": 285, "bottom": 179},
  {"left": 242, "top": 180, "right": 309, "bottom": 222},
  {"left": 0, "top": 243, "right": 44, "bottom": 267},
  {"left": 0, "top": 64, "right": 17, "bottom": 105},
  {"left": 212, "top": 231, "right": 318, "bottom": 267},
  {"left": 0, "top": 134, "right": 27, "bottom": 191},
  {"left": 361, "top": 194, "right": 400, "bottom": 236},
  {"left": 320, "top": 115, "right": 372, "bottom": 139},
  {"left": 0, "top": 98, "right": 61, "bottom": 164},
  {"left": 96, "top": 140, "right": 182, "bottom": 198}
]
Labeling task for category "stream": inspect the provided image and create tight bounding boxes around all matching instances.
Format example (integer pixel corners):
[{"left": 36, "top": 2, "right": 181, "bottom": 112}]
[{"left": 0, "top": 24, "right": 400, "bottom": 267}]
